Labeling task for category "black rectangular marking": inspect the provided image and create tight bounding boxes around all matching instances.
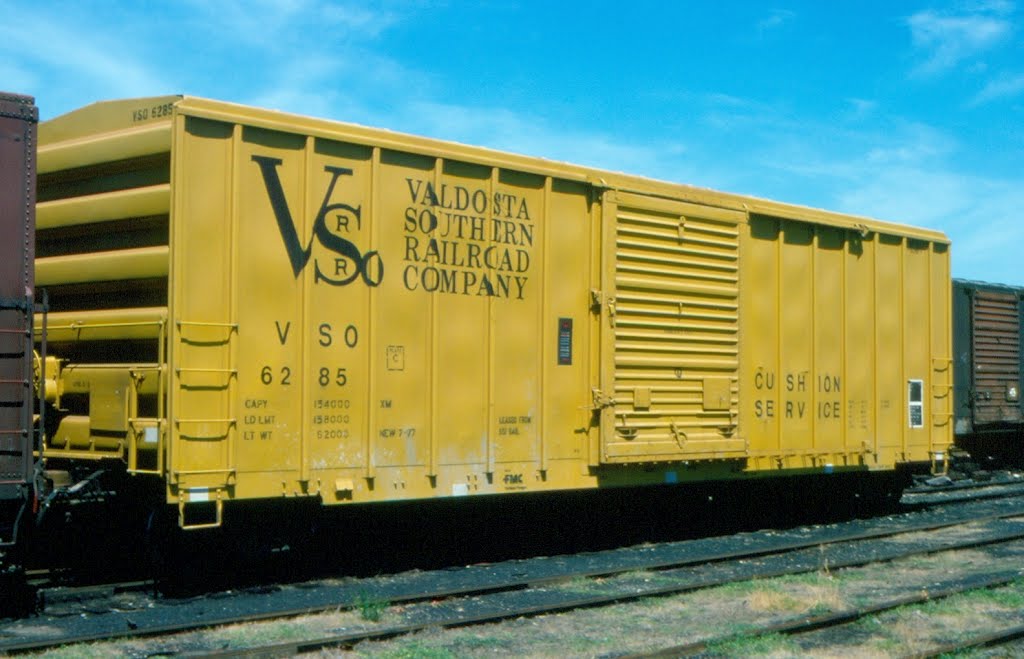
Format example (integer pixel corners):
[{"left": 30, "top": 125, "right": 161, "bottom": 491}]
[{"left": 557, "top": 317, "right": 573, "bottom": 366}]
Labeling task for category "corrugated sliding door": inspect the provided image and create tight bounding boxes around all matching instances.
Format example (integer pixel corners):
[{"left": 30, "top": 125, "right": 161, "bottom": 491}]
[
  {"left": 972, "top": 290, "right": 1022, "bottom": 425},
  {"left": 599, "top": 191, "right": 745, "bottom": 463}
]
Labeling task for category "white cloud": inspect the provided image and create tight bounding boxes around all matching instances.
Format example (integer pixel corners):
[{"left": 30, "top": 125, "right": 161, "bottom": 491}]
[
  {"left": 907, "top": 7, "right": 1013, "bottom": 75},
  {"left": 179, "top": 0, "right": 400, "bottom": 47},
  {"left": 699, "top": 94, "right": 790, "bottom": 134},
  {"left": 846, "top": 98, "right": 879, "bottom": 120},
  {"left": 941, "top": 181, "right": 1024, "bottom": 285},
  {"left": 0, "top": 5, "right": 166, "bottom": 105},
  {"left": 816, "top": 133, "right": 1024, "bottom": 285},
  {"left": 969, "top": 0, "right": 1015, "bottom": 15},
  {"left": 390, "top": 100, "right": 697, "bottom": 184},
  {"left": 163, "top": 0, "right": 420, "bottom": 127},
  {"left": 756, "top": 9, "right": 796, "bottom": 34},
  {"left": 835, "top": 167, "right": 972, "bottom": 227},
  {"left": 971, "top": 72, "right": 1024, "bottom": 104},
  {"left": 863, "top": 123, "right": 957, "bottom": 165}
]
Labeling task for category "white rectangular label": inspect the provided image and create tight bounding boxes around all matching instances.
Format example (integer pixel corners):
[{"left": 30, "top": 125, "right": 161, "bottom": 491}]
[{"left": 908, "top": 379, "right": 924, "bottom": 428}]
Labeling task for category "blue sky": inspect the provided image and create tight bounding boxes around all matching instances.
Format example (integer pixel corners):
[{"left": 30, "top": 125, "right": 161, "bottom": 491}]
[{"left": 4, "top": 1, "right": 1023, "bottom": 285}]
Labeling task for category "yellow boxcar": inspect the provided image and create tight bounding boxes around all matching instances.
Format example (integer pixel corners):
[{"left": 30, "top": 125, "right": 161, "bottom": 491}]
[{"left": 35, "top": 96, "right": 951, "bottom": 527}]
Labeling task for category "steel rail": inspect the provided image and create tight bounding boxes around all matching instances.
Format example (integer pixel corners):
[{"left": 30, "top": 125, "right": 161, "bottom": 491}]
[
  {"left": 901, "top": 479, "right": 1024, "bottom": 507},
  {"left": 905, "top": 621, "right": 1024, "bottom": 658}
]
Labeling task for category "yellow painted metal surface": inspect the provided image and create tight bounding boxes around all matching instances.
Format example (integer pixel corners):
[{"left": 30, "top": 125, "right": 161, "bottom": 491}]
[
  {"left": 34, "top": 96, "right": 953, "bottom": 512},
  {"left": 36, "top": 245, "right": 168, "bottom": 286},
  {"left": 165, "top": 114, "right": 594, "bottom": 502},
  {"left": 38, "top": 307, "right": 167, "bottom": 342},
  {"left": 37, "top": 184, "right": 169, "bottom": 230},
  {"left": 738, "top": 219, "right": 952, "bottom": 470},
  {"left": 598, "top": 192, "right": 744, "bottom": 462}
]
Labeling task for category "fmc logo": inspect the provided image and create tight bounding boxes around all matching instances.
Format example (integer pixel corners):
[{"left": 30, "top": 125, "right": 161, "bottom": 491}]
[{"left": 251, "top": 155, "right": 383, "bottom": 287}]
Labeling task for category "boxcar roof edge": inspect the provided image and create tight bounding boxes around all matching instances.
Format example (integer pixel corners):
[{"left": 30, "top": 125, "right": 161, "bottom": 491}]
[{"left": 40, "top": 94, "right": 950, "bottom": 245}]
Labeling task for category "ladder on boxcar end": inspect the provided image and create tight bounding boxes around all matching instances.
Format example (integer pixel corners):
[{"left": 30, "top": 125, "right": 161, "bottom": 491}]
[
  {"left": 170, "top": 319, "right": 238, "bottom": 529},
  {"left": 0, "top": 295, "right": 39, "bottom": 547}
]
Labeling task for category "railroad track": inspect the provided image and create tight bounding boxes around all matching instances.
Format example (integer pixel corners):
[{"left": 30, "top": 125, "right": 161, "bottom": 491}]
[
  {"left": 5, "top": 489, "right": 1024, "bottom": 655},
  {"left": 901, "top": 473, "right": 1024, "bottom": 507},
  {"left": 25, "top": 571, "right": 153, "bottom": 611},
  {"left": 909, "top": 623, "right": 1024, "bottom": 658},
  {"left": 616, "top": 570, "right": 1024, "bottom": 657},
  {"left": 181, "top": 511, "right": 1024, "bottom": 658}
]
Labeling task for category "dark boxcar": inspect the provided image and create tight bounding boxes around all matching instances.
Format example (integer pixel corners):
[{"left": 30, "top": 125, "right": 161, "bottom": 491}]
[
  {"left": 953, "top": 278, "right": 1024, "bottom": 465},
  {"left": 0, "top": 92, "right": 37, "bottom": 590}
]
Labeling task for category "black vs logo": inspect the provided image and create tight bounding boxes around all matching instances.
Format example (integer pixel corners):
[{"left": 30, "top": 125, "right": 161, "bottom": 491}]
[{"left": 252, "top": 155, "right": 383, "bottom": 287}]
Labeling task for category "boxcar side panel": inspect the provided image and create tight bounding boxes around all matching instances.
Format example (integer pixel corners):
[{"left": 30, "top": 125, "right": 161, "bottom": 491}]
[
  {"left": 741, "top": 216, "right": 780, "bottom": 457},
  {"left": 812, "top": 226, "right": 845, "bottom": 456},
  {"left": 902, "top": 241, "right": 933, "bottom": 456},
  {"left": 843, "top": 229, "right": 877, "bottom": 455},
  {"left": 738, "top": 217, "right": 951, "bottom": 471},
  {"left": 874, "top": 235, "right": 903, "bottom": 454},
  {"left": 544, "top": 179, "right": 594, "bottom": 464},
  {"left": 172, "top": 111, "right": 596, "bottom": 504},
  {"left": 777, "top": 221, "right": 814, "bottom": 454}
]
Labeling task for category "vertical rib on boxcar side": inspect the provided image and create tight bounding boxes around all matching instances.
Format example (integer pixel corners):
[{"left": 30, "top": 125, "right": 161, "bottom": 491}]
[{"left": 0, "top": 92, "right": 38, "bottom": 608}]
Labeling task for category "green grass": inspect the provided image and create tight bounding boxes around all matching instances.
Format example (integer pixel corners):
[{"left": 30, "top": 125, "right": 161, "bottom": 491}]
[
  {"left": 703, "top": 632, "right": 801, "bottom": 657},
  {"left": 370, "top": 626, "right": 539, "bottom": 657},
  {"left": 708, "top": 578, "right": 778, "bottom": 597},
  {"left": 208, "top": 619, "right": 313, "bottom": 647},
  {"left": 39, "top": 645, "right": 121, "bottom": 659},
  {"left": 897, "top": 580, "right": 1024, "bottom": 621},
  {"left": 369, "top": 643, "right": 458, "bottom": 659}
]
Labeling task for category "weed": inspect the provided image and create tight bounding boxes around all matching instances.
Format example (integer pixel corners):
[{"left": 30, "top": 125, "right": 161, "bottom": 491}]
[
  {"left": 746, "top": 588, "right": 801, "bottom": 613},
  {"left": 209, "top": 620, "right": 310, "bottom": 647},
  {"left": 354, "top": 590, "right": 389, "bottom": 622},
  {"left": 819, "top": 545, "right": 831, "bottom": 577},
  {"left": 805, "top": 601, "right": 833, "bottom": 617},
  {"left": 555, "top": 575, "right": 603, "bottom": 594}
]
